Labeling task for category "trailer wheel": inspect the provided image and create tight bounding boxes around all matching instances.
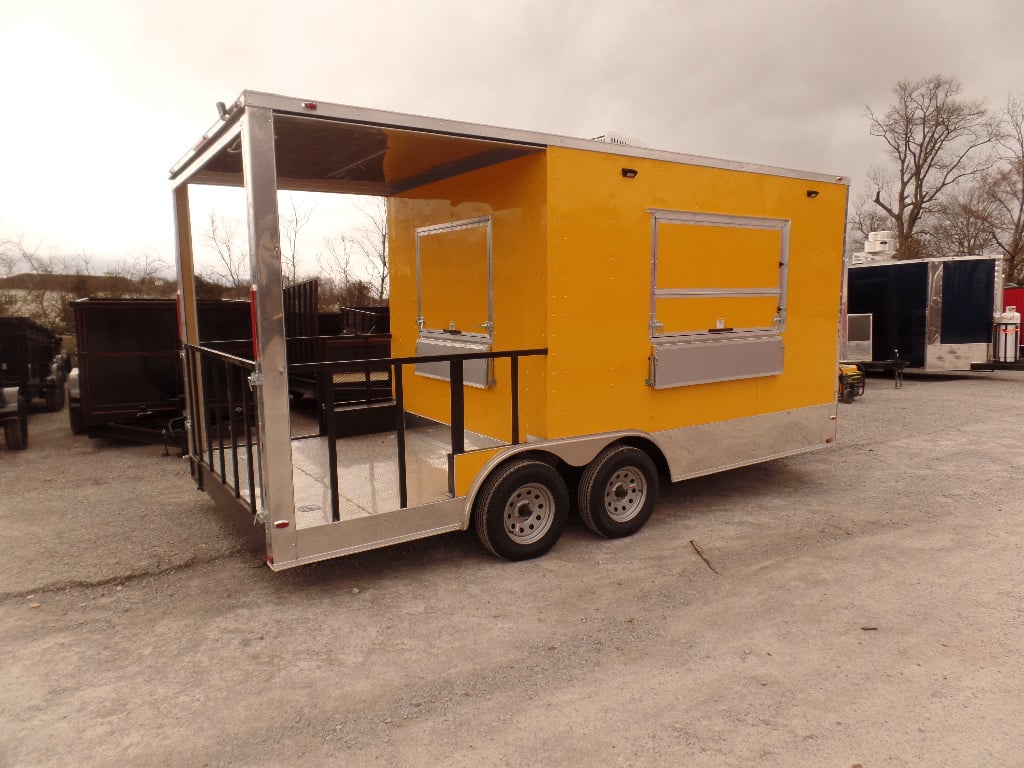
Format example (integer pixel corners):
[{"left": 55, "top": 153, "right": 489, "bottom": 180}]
[
  {"left": 69, "top": 401, "right": 86, "bottom": 435},
  {"left": 578, "top": 445, "right": 658, "bottom": 538},
  {"left": 5, "top": 397, "right": 28, "bottom": 451},
  {"left": 474, "top": 459, "right": 569, "bottom": 561}
]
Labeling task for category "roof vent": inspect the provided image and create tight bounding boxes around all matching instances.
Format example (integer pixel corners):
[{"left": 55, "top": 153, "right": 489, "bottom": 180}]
[{"left": 592, "top": 132, "right": 633, "bottom": 146}]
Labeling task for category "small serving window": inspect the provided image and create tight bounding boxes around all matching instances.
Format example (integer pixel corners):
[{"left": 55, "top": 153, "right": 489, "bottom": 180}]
[{"left": 415, "top": 216, "right": 495, "bottom": 387}]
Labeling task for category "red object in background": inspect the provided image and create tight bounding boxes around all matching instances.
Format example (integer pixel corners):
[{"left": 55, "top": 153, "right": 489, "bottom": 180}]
[
  {"left": 249, "top": 285, "right": 259, "bottom": 361},
  {"left": 1004, "top": 287, "right": 1024, "bottom": 311}
]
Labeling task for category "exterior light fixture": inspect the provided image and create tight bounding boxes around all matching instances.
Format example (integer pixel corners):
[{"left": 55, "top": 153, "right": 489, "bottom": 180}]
[
  {"left": 622, "top": 168, "right": 638, "bottom": 179},
  {"left": 806, "top": 189, "right": 819, "bottom": 198}
]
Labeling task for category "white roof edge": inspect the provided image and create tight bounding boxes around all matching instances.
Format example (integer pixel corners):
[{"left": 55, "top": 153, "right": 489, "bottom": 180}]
[
  {"left": 172, "top": 89, "right": 850, "bottom": 186},
  {"left": 848, "top": 254, "right": 1003, "bottom": 267}
]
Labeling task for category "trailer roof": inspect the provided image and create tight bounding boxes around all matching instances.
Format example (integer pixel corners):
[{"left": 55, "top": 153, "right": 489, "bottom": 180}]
[
  {"left": 170, "top": 90, "right": 848, "bottom": 193},
  {"left": 849, "top": 254, "right": 1003, "bottom": 268}
]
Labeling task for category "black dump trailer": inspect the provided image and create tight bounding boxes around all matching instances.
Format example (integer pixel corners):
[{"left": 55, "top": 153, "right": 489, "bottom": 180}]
[
  {"left": 282, "top": 281, "right": 394, "bottom": 436},
  {"left": 0, "top": 317, "right": 69, "bottom": 410},
  {"left": 69, "top": 298, "right": 251, "bottom": 445},
  {"left": 844, "top": 255, "right": 1002, "bottom": 372}
]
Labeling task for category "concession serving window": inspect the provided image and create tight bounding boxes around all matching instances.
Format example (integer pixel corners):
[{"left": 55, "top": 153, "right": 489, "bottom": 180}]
[
  {"left": 647, "top": 209, "right": 790, "bottom": 388},
  {"left": 414, "top": 216, "right": 495, "bottom": 388}
]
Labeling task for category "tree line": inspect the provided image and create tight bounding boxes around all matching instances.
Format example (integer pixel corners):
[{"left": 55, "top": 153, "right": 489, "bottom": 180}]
[
  {"left": 853, "top": 74, "right": 1024, "bottom": 284},
  {"left": 0, "top": 197, "right": 388, "bottom": 335}
]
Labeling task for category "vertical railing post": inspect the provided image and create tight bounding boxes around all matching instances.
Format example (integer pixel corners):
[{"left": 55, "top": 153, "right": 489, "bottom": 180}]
[
  {"left": 449, "top": 359, "right": 465, "bottom": 456},
  {"left": 318, "top": 367, "right": 340, "bottom": 523},
  {"left": 510, "top": 354, "right": 521, "bottom": 445},
  {"left": 211, "top": 359, "right": 226, "bottom": 479},
  {"left": 394, "top": 364, "right": 408, "bottom": 509},
  {"left": 225, "top": 358, "right": 240, "bottom": 497}
]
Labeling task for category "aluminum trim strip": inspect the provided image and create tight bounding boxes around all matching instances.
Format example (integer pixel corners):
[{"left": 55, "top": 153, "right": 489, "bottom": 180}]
[
  {"left": 655, "top": 288, "right": 781, "bottom": 298},
  {"left": 648, "top": 209, "right": 790, "bottom": 230},
  {"left": 169, "top": 121, "right": 244, "bottom": 188},
  {"left": 241, "top": 106, "right": 297, "bottom": 561},
  {"left": 655, "top": 403, "right": 836, "bottom": 482},
  {"left": 415, "top": 216, "right": 493, "bottom": 236}
]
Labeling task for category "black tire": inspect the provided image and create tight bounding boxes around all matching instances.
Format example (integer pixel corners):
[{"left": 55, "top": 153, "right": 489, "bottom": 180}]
[
  {"left": 474, "top": 459, "right": 570, "bottom": 561},
  {"left": 69, "top": 401, "right": 86, "bottom": 435},
  {"left": 578, "top": 445, "right": 659, "bottom": 538},
  {"left": 5, "top": 397, "right": 28, "bottom": 451}
]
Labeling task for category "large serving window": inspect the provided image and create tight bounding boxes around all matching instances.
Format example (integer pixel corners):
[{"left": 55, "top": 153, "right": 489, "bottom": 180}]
[{"left": 647, "top": 210, "right": 790, "bottom": 388}]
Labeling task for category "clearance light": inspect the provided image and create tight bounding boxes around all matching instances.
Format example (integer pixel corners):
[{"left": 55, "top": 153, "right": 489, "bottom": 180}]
[
  {"left": 274, "top": 520, "right": 290, "bottom": 529},
  {"left": 301, "top": 101, "right": 318, "bottom": 111}
]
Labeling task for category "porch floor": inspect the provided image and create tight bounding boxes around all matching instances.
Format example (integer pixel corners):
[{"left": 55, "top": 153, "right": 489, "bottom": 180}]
[{"left": 214, "top": 409, "right": 501, "bottom": 529}]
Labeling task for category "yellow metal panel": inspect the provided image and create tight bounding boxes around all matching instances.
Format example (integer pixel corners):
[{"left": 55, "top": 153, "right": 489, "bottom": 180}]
[
  {"left": 544, "top": 146, "right": 847, "bottom": 439},
  {"left": 388, "top": 153, "right": 549, "bottom": 441},
  {"left": 656, "top": 222, "right": 781, "bottom": 290},
  {"left": 655, "top": 296, "right": 779, "bottom": 334},
  {"left": 453, "top": 447, "right": 504, "bottom": 498},
  {"left": 419, "top": 225, "right": 489, "bottom": 332}
]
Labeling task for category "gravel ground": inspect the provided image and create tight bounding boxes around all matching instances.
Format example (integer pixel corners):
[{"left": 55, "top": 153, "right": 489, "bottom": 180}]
[{"left": 1, "top": 371, "right": 1023, "bottom": 768}]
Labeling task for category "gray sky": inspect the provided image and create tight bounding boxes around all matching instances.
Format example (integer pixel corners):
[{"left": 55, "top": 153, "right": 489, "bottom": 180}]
[{"left": 2, "top": 0, "right": 1022, "bottom": 276}]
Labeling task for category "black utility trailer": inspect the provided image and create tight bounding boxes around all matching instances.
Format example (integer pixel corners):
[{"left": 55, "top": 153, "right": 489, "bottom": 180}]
[
  {"left": 0, "top": 316, "right": 69, "bottom": 413},
  {"left": 69, "top": 298, "right": 251, "bottom": 445}
]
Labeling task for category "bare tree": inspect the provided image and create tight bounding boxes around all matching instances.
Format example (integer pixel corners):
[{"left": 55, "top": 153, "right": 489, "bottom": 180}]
[
  {"left": 280, "top": 196, "right": 315, "bottom": 286},
  {"left": 0, "top": 238, "right": 20, "bottom": 316},
  {"left": 316, "top": 236, "right": 355, "bottom": 310},
  {"left": 930, "top": 183, "right": 997, "bottom": 258},
  {"left": 203, "top": 212, "right": 248, "bottom": 288},
  {"left": 867, "top": 75, "right": 1002, "bottom": 259},
  {"left": 318, "top": 198, "right": 388, "bottom": 304},
  {"left": 847, "top": 176, "right": 893, "bottom": 255},
  {"left": 106, "top": 249, "right": 172, "bottom": 297},
  {"left": 0, "top": 237, "right": 72, "bottom": 328},
  {"left": 982, "top": 97, "right": 1024, "bottom": 284}
]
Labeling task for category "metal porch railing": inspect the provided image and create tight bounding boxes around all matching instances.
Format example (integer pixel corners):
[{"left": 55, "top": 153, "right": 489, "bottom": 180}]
[
  {"left": 290, "top": 348, "right": 547, "bottom": 521},
  {"left": 183, "top": 344, "right": 261, "bottom": 510}
]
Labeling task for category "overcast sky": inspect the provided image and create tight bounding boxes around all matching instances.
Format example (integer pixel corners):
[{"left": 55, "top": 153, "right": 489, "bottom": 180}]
[{"left": 2, "top": 0, "right": 1022, "bottom": 278}]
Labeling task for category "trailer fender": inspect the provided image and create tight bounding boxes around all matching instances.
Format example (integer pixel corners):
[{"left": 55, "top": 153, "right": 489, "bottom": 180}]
[
  {"left": 459, "top": 431, "right": 669, "bottom": 530},
  {"left": 0, "top": 386, "right": 20, "bottom": 414}
]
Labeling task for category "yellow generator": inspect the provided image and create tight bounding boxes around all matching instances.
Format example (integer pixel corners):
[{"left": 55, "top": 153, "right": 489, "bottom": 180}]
[{"left": 170, "top": 92, "right": 849, "bottom": 568}]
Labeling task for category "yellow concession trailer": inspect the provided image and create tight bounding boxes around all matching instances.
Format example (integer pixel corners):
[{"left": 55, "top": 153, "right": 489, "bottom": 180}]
[{"left": 170, "top": 91, "right": 849, "bottom": 569}]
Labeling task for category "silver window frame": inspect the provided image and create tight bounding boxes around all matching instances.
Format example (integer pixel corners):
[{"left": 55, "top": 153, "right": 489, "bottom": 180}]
[
  {"left": 415, "top": 215, "right": 494, "bottom": 342},
  {"left": 647, "top": 209, "right": 791, "bottom": 340}
]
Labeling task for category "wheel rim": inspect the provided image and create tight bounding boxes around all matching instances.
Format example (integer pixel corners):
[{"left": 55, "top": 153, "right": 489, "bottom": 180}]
[
  {"left": 504, "top": 482, "right": 556, "bottom": 545},
  {"left": 603, "top": 467, "right": 647, "bottom": 522}
]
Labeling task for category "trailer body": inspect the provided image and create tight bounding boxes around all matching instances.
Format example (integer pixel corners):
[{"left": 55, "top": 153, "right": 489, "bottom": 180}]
[
  {"left": 1004, "top": 286, "right": 1024, "bottom": 312},
  {"left": 69, "top": 298, "right": 251, "bottom": 443},
  {"left": 844, "top": 255, "right": 1003, "bottom": 371},
  {"left": 0, "top": 316, "right": 68, "bottom": 412},
  {"left": 170, "top": 92, "right": 849, "bottom": 569}
]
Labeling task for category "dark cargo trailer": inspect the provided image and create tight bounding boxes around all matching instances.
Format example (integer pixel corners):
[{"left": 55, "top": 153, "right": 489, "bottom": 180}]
[
  {"left": 843, "top": 255, "right": 1003, "bottom": 372},
  {"left": 68, "top": 298, "right": 251, "bottom": 444}
]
